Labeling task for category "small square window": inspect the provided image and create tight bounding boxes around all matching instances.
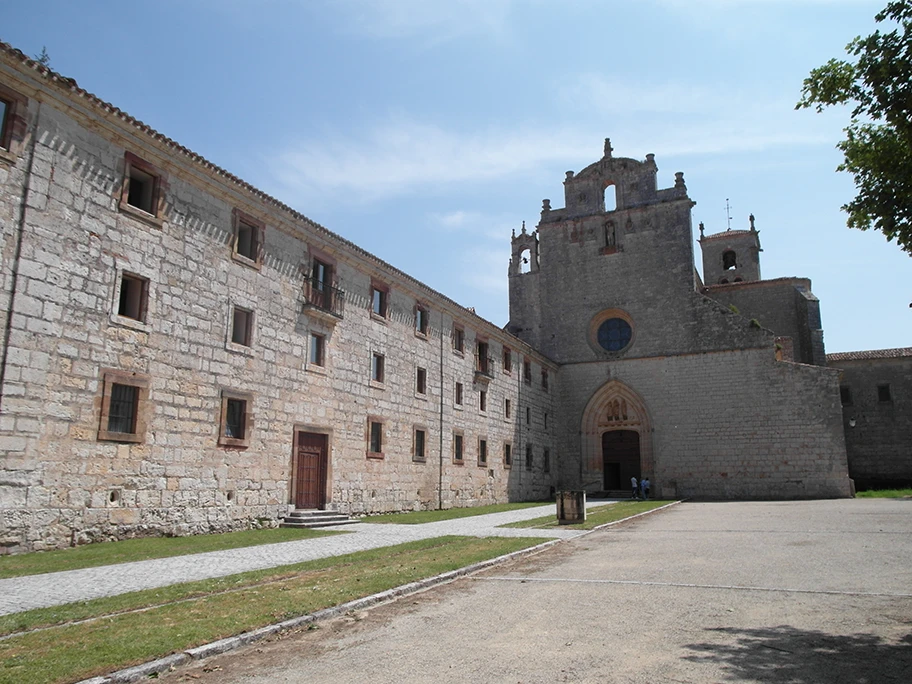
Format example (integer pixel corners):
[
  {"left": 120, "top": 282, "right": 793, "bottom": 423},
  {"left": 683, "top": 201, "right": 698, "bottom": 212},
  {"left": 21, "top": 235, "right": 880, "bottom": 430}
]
[
  {"left": 526, "top": 444, "right": 533, "bottom": 471},
  {"left": 840, "top": 386, "right": 852, "bottom": 406},
  {"left": 502, "top": 347, "right": 512, "bottom": 373},
  {"left": 504, "top": 443, "right": 512, "bottom": 468},
  {"left": 455, "top": 382, "right": 463, "bottom": 406},
  {"left": 543, "top": 448, "right": 550, "bottom": 473},
  {"left": 478, "top": 438, "right": 487, "bottom": 466},
  {"left": 878, "top": 384, "right": 892, "bottom": 402},
  {"left": 309, "top": 333, "right": 325, "bottom": 366},
  {"left": 368, "top": 419, "right": 383, "bottom": 457},
  {"left": 119, "top": 153, "right": 164, "bottom": 222},
  {"left": 415, "top": 306, "right": 429, "bottom": 336},
  {"left": 218, "top": 390, "right": 253, "bottom": 448},
  {"left": 505, "top": 398, "right": 511, "bottom": 419},
  {"left": 453, "top": 325, "right": 465, "bottom": 353},
  {"left": 414, "top": 428, "right": 427, "bottom": 462},
  {"left": 371, "top": 285, "right": 388, "bottom": 318},
  {"left": 98, "top": 370, "right": 149, "bottom": 443},
  {"left": 371, "top": 353, "right": 385, "bottom": 383},
  {"left": 416, "top": 367, "right": 427, "bottom": 395},
  {"left": 523, "top": 359, "right": 532, "bottom": 385},
  {"left": 454, "top": 432, "right": 464, "bottom": 463},
  {"left": 479, "top": 390, "right": 487, "bottom": 412},
  {"left": 231, "top": 306, "right": 254, "bottom": 346},
  {"left": 117, "top": 272, "right": 149, "bottom": 322},
  {"left": 232, "top": 210, "right": 264, "bottom": 267},
  {"left": 541, "top": 369, "right": 549, "bottom": 391}
]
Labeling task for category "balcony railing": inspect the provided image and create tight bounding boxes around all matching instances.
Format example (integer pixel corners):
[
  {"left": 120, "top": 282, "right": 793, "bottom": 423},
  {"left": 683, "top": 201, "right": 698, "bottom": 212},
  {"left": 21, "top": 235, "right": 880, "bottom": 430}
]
[
  {"left": 303, "top": 277, "right": 345, "bottom": 321},
  {"left": 474, "top": 354, "right": 494, "bottom": 382}
]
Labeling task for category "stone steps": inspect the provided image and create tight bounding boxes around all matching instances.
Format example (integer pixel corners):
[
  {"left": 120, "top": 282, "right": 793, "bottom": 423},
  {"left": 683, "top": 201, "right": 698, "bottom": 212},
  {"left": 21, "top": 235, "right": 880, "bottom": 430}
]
[{"left": 280, "top": 509, "right": 360, "bottom": 529}]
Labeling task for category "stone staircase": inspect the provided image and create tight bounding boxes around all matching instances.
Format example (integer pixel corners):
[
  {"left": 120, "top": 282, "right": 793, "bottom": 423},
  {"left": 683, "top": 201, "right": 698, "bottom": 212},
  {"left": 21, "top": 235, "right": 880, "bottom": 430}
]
[{"left": 280, "top": 509, "right": 360, "bottom": 529}]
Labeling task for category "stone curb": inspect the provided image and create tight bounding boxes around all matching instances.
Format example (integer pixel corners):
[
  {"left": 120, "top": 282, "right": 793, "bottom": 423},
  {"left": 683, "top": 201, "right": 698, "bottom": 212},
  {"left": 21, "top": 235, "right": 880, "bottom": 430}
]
[
  {"left": 582, "top": 499, "right": 683, "bottom": 535},
  {"left": 74, "top": 538, "right": 562, "bottom": 684}
]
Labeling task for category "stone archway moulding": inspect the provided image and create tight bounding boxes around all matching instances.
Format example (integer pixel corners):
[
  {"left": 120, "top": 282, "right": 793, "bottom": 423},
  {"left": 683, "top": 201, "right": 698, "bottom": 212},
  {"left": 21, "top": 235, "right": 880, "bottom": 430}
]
[{"left": 580, "top": 380, "right": 653, "bottom": 482}]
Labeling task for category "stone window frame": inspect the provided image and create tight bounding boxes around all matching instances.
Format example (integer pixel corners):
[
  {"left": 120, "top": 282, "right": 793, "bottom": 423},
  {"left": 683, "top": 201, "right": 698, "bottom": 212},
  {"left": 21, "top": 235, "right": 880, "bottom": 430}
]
[
  {"left": 416, "top": 366, "right": 427, "bottom": 396},
  {"left": 110, "top": 265, "right": 153, "bottom": 333},
  {"left": 370, "top": 280, "right": 390, "bottom": 320},
  {"left": 454, "top": 381, "right": 464, "bottom": 408},
  {"left": 218, "top": 389, "right": 254, "bottom": 449},
  {"left": 877, "top": 384, "right": 893, "bottom": 403},
  {"left": 502, "top": 346, "right": 512, "bottom": 374},
  {"left": 453, "top": 324, "right": 465, "bottom": 355},
  {"left": 367, "top": 416, "right": 385, "bottom": 459},
  {"left": 478, "top": 436, "right": 488, "bottom": 467},
  {"left": 118, "top": 151, "right": 166, "bottom": 228},
  {"left": 503, "top": 441, "right": 513, "bottom": 469},
  {"left": 453, "top": 430, "right": 464, "bottom": 465},
  {"left": 414, "top": 302, "right": 430, "bottom": 338},
  {"left": 504, "top": 398, "right": 511, "bottom": 421},
  {"left": 839, "top": 385, "right": 853, "bottom": 406},
  {"left": 541, "top": 368, "right": 549, "bottom": 392},
  {"left": 588, "top": 308, "right": 636, "bottom": 357},
  {"left": 413, "top": 425, "right": 428, "bottom": 463},
  {"left": 525, "top": 443, "right": 534, "bottom": 471},
  {"left": 309, "top": 332, "right": 325, "bottom": 367},
  {"left": 370, "top": 351, "right": 385, "bottom": 386},
  {"left": 543, "top": 448, "right": 551, "bottom": 473},
  {"left": 228, "top": 304, "right": 255, "bottom": 353},
  {"left": 523, "top": 358, "right": 532, "bottom": 385},
  {"left": 0, "top": 82, "right": 28, "bottom": 165},
  {"left": 479, "top": 389, "right": 487, "bottom": 413},
  {"left": 97, "top": 369, "right": 150, "bottom": 444},
  {"left": 231, "top": 208, "right": 265, "bottom": 270}
]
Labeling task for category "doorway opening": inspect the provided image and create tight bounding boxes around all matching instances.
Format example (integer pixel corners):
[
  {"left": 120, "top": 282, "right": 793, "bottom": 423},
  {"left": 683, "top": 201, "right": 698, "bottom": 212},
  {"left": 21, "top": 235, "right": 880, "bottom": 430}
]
[
  {"left": 294, "top": 431, "right": 328, "bottom": 509},
  {"left": 602, "top": 430, "right": 640, "bottom": 490}
]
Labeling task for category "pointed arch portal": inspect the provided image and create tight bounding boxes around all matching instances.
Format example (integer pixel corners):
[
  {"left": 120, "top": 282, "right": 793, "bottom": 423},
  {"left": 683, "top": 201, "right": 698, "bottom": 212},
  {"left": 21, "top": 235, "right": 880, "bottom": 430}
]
[{"left": 581, "top": 380, "right": 653, "bottom": 491}]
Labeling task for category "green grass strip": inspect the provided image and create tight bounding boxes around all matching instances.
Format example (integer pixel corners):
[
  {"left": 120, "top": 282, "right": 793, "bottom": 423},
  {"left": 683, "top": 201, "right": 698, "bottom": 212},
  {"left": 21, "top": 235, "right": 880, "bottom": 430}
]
[
  {"left": 361, "top": 501, "right": 548, "bottom": 524},
  {"left": 0, "top": 535, "right": 547, "bottom": 684},
  {"left": 501, "top": 500, "right": 674, "bottom": 530},
  {"left": 0, "top": 527, "right": 342, "bottom": 580},
  {"left": 856, "top": 488, "right": 912, "bottom": 499}
]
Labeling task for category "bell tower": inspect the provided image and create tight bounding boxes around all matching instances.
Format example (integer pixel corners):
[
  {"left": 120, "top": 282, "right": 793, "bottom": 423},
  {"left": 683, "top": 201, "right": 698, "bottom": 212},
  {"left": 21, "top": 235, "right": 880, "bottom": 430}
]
[{"left": 699, "top": 214, "right": 762, "bottom": 285}]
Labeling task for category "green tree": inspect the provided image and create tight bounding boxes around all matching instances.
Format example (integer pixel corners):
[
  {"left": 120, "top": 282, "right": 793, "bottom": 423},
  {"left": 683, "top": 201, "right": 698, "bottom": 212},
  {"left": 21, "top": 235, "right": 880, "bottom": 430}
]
[
  {"left": 34, "top": 46, "right": 50, "bottom": 68},
  {"left": 797, "top": 1, "right": 912, "bottom": 255}
]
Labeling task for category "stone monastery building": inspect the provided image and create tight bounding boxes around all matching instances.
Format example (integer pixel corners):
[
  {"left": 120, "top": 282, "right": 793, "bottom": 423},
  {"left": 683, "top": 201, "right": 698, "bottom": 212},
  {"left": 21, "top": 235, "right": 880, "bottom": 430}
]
[{"left": 0, "top": 44, "right": 906, "bottom": 553}]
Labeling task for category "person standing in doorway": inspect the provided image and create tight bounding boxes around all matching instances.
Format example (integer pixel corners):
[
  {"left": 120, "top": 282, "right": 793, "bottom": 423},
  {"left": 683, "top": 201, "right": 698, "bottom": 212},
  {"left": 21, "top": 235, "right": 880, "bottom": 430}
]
[
  {"left": 642, "top": 477, "right": 650, "bottom": 500},
  {"left": 631, "top": 476, "right": 639, "bottom": 499}
]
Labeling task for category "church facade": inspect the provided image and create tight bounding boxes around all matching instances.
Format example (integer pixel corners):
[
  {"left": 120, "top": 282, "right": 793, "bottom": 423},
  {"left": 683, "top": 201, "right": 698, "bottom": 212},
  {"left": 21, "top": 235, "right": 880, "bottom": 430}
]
[{"left": 1, "top": 43, "right": 905, "bottom": 554}]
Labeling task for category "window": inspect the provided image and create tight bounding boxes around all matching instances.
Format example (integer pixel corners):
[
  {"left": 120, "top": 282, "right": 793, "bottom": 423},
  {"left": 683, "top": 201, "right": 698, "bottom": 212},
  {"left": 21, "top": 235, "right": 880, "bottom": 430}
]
[
  {"left": 476, "top": 340, "right": 490, "bottom": 374},
  {"left": 453, "top": 432, "right": 464, "bottom": 463},
  {"left": 478, "top": 438, "right": 487, "bottom": 466},
  {"left": 505, "top": 398, "right": 511, "bottom": 419},
  {"left": 218, "top": 390, "right": 253, "bottom": 448},
  {"left": 504, "top": 443, "right": 512, "bottom": 468},
  {"left": 231, "top": 306, "right": 254, "bottom": 347},
  {"left": 878, "top": 384, "right": 893, "bottom": 402},
  {"left": 371, "top": 353, "right": 385, "bottom": 383},
  {"left": 117, "top": 272, "right": 148, "bottom": 322},
  {"left": 597, "top": 318, "right": 632, "bottom": 352},
  {"left": 523, "top": 359, "right": 532, "bottom": 385},
  {"left": 544, "top": 412, "right": 549, "bottom": 430},
  {"left": 371, "top": 283, "right": 388, "bottom": 318},
  {"left": 723, "top": 250, "right": 737, "bottom": 270},
  {"left": 414, "top": 428, "right": 427, "bottom": 462},
  {"left": 119, "top": 153, "right": 164, "bottom": 222},
  {"left": 541, "top": 369, "right": 549, "bottom": 391},
  {"left": 368, "top": 419, "right": 383, "bottom": 457},
  {"left": 526, "top": 407, "right": 531, "bottom": 425},
  {"left": 97, "top": 370, "right": 150, "bottom": 443},
  {"left": 416, "top": 367, "right": 427, "bottom": 395},
  {"left": 455, "top": 382, "right": 463, "bottom": 406},
  {"left": 415, "top": 305, "right": 429, "bottom": 336},
  {"left": 479, "top": 390, "right": 487, "bottom": 412},
  {"left": 0, "top": 85, "right": 27, "bottom": 159},
  {"left": 525, "top": 444, "right": 533, "bottom": 471},
  {"left": 453, "top": 325, "right": 465, "bottom": 353},
  {"left": 232, "top": 210, "right": 264, "bottom": 266},
  {"left": 840, "top": 386, "right": 852, "bottom": 406},
  {"left": 0, "top": 98, "right": 10, "bottom": 151},
  {"left": 309, "top": 333, "right": 325, "bottom": 366},
  {"left": 543, "top": 448, "right": 551, "bottom": 473},
  {"left": 502, "top": 346, "right": 512, "bottom": 373}
]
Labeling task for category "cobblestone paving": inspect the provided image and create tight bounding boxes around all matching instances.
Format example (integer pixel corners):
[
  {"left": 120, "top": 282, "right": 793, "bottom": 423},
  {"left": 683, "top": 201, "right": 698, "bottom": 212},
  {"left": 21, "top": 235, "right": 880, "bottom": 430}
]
[{"left": 0, "top": 500, "right": 613, "bottom": 615}]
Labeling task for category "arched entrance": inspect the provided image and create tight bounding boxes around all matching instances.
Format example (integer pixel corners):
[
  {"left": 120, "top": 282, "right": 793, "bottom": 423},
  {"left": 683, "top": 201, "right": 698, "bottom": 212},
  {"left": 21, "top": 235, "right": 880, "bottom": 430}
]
[
  {"left": 580, "top": 380, "right": 652, "bottom": 493},
  {"left": 602, "top": 430, "right": 640, "bottom": 490}
]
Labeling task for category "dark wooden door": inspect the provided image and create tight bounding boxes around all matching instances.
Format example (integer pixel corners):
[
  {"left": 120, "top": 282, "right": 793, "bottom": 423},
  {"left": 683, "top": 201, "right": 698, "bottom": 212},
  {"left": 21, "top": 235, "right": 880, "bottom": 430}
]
[
  {"left": 602, "top": 430, "right": 640, "bottom": 490},
  {"left": 295, "top": 432, "right": 328, "bottom": 509}
]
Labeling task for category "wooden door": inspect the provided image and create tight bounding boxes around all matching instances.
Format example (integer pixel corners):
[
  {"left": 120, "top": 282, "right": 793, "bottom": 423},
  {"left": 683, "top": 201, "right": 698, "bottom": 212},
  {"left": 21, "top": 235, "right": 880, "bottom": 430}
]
[{"left": 295, "top": 432, "right": 328, "bottom": 509}]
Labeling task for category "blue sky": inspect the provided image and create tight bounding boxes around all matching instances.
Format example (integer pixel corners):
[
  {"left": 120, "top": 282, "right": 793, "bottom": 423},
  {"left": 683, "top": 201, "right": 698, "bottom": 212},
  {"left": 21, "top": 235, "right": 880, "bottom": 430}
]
[{"left": 4, "top": 0, "right": 909, "bottom": 353}]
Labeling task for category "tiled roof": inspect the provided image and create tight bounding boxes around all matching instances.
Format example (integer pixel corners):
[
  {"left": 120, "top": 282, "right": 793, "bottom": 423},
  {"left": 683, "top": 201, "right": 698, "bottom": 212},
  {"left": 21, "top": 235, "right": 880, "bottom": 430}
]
[
  {"left": 827, "top": 347, "right": 912, "bottom": 362},
  {"left": 700, "top": 229, "right": 753, "bottom": 242}
]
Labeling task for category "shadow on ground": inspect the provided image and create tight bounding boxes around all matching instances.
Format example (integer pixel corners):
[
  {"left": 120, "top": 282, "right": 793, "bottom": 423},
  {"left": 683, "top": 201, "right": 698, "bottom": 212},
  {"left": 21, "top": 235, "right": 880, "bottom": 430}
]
[{"left": 683, "top": 625, "right": 912, "bottom": 683}]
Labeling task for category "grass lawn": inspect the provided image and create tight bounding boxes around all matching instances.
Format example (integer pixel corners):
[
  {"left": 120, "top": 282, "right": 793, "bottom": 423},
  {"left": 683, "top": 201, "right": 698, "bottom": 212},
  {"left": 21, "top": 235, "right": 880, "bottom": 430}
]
[
  {"left": 856, "top": 488, "right": 912, "bottom": 499},
  {"left": 361, "top": 501, "right": 549, "bottom": 524},
  {"left": 0, "top": 527, "right": 342, "bottom": 580},
  {"left": 501, "top": 500, "right": 674, "bottom": 530},
  {"left": 0, "top": 535, "right": 547, "bottom": 684}
]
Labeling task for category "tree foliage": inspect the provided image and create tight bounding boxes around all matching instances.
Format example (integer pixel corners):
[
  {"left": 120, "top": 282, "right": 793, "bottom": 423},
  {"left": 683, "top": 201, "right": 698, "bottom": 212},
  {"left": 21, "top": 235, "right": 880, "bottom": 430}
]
[{"left": 797, "top": 1, "right": 912, "bottom": 254}]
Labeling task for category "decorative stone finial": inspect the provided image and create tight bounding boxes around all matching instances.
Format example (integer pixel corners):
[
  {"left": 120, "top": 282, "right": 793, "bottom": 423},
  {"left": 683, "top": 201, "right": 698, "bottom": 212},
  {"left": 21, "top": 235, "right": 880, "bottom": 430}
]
[
  {"left": 674, "top": 172, "right": 686, "bottom": 189},
  {"left": 699, "top": 221, "right": 705, "bottom": 238},
  {"left": 604, "top": 138, "right": 613, "bottom": 158},
  {"left": 512, "top": 227, "right": 516, "bottom": 238},
  {"left": 565, "top": 171, "right": 574, "bottom": 180},
  {"left": 542, "top": 198, "right": 551, "bottom": 211},
  {"left": 521, "top": 220, "right": 526, "bottom": 235},
  {"left": 749, "top": 213, "right": 756, "bottom": 231}
]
